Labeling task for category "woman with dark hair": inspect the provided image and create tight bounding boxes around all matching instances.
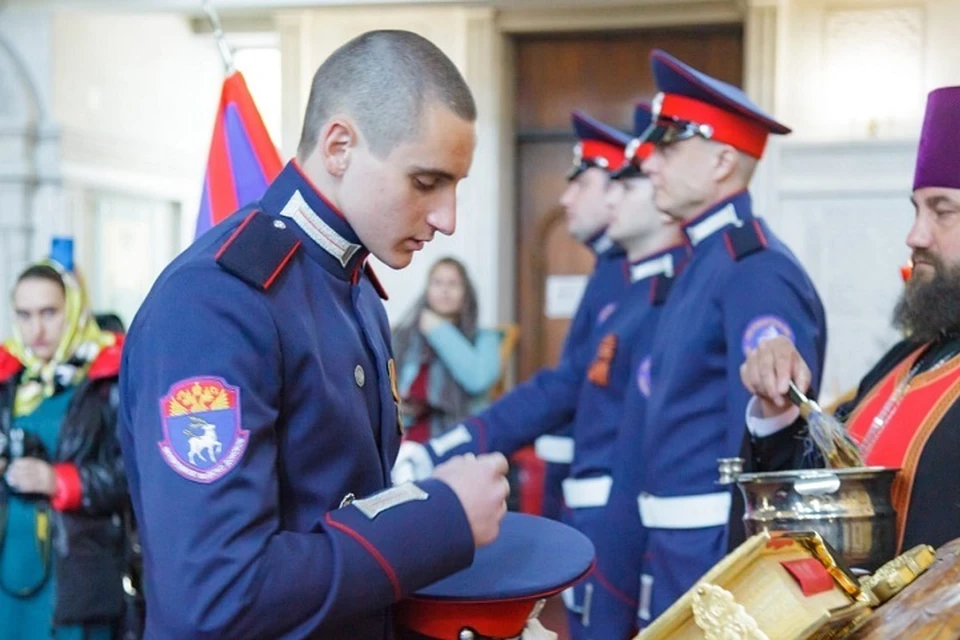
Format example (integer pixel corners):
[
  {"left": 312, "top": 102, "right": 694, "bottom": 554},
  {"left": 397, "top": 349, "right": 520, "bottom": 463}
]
[
  {"left": 392, "top": 257, "right": 503, "bottom": 442},
  {"left": 0, "top": 258, "right": 128, "bottom": 639}
]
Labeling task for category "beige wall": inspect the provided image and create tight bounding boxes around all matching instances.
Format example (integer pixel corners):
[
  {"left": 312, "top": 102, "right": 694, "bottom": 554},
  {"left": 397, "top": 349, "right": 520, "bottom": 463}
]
[
  {"left": 53, "top": 11, "right": 223, "bottom": 243},
  {"left": 766, "top": 0, "right": 960, "bottom": 141}
]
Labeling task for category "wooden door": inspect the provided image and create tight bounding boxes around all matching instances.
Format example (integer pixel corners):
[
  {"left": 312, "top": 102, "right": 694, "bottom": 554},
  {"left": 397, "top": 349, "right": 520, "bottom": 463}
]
[{"left": 513, "top": 27, "right": 744, "bottom": 380}]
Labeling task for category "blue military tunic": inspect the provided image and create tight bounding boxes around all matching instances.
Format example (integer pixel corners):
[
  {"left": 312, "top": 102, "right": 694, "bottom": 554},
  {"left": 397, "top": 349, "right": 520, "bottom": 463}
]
[
  {"left": 535, "top": 231, "right": 626, "bottom": 520},
  {"left": 119, "top": 162, "right": 474, "bottom": 639},
  {"left": 625, "top": 191, "right": 826, "bottom": 625},
  {"left": 554, "top": 246, "right": 686, "bottom": 640}
]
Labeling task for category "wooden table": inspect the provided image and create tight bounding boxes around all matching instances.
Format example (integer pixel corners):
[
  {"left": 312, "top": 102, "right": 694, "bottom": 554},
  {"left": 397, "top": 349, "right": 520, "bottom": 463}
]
[{"left": 849, "top": 538, "right": 960, "bottom": 639}]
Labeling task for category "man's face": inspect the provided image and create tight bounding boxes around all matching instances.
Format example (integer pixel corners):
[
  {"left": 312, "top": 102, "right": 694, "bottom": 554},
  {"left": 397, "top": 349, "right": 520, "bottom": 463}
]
[
  {"left": 559, "top": 167, "right": 611, "bottom": 242},
  {"left": 641, "top": 136, "right": 717, "bottom": 221},
  {"left": 13, "top": 277, "right": 67, "bottom": 363},
  {"left": 906, "top": 186, "right": 960, "bottom": 281},
  {"left": 605, "top": 176, "right": 660, "bottom": 244},
  {"left": 337, "top": 101, "right": 476, "bottom": 269},
  {"left": 893, "top": 187, "right": 960, "bottom": 341}
]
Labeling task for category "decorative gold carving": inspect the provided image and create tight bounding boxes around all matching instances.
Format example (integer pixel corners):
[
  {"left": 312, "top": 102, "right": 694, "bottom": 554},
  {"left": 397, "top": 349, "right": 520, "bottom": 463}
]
[
  {"left": 692, "top": 583, "right": 770, "bottom": 640},
  {"left": 860, "top": 544, "right": 936, "bottom": 604}
]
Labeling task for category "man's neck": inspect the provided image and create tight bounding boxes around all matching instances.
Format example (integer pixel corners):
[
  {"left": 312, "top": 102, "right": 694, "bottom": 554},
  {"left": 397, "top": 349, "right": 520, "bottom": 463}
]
[
  {"left": 623, "top": 229, "right": 683, "bottom": 262},
  {"left": 676, "top": 180, "right": 749, "bottom": 223}
]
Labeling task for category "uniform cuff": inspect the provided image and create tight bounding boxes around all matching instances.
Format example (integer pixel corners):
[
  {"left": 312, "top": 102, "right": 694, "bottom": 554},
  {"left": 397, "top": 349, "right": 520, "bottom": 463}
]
[
  {"left": 51, "top": 463, "right": 83, "bottom": 511},
  {"left": 745, "top": 396, "right": 800, "bottom": 438},
  {"left": 325, "top": 479, "right": 475, "bottom": 601},
  {"left": 427, "top": 420, "right": 484, "bottom": 464}
]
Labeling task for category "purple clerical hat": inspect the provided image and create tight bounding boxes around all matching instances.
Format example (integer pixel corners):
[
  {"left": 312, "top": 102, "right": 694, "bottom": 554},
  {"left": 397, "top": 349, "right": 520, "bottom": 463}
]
[{"left": 914, "top": 86, "right": 960, "bottom": 191}]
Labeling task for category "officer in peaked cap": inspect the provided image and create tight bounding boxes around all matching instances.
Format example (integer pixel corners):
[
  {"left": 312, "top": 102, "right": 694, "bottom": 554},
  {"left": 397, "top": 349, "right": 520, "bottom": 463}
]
[
  {"left": 395, "top": 512, "right": 595, "bottom": 640},
  {"left": 534, "top": 110, "right": 634, "bottom": 522},
  {"left": 394, "top": 111, "right": 633, "bottom": 515},
  {"left": 617, "top": 49, "right": 828, "bottom": 625}
]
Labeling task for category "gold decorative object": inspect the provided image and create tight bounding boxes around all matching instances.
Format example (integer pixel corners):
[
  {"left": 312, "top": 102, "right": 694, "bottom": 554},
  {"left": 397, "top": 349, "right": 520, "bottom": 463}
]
[
  {"left": 637, "top": 531, "right": 872, "bottom": 640},
  {"left": 860, "top": 544, "right": 936, "bottom": 604},
  {"left": 692, "top": 583, "right": 770, "bottom": 640}
]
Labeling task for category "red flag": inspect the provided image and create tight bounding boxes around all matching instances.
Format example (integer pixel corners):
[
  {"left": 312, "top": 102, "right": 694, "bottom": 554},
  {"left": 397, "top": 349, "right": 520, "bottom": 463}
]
[{"left": 195, "top": 71, "right": 282, "bottom": 238}]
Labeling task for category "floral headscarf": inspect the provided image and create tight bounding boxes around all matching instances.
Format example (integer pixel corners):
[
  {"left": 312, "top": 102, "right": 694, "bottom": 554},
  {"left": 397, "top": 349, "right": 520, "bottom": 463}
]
[{"left": 4, "top": 259, "right": 115, "bottom": 417}]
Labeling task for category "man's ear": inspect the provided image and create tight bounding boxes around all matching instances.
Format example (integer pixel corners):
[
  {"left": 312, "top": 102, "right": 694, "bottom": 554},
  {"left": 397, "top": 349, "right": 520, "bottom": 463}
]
[
  {"left": 319, "top": 119, "right": 356, "bottom": 177},
  {"left": 712, "top": 143, "right": 740, "bottom": 184}
]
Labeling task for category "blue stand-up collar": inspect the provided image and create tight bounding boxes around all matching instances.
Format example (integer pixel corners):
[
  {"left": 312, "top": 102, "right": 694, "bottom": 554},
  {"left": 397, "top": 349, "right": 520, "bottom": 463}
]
[
  {"left": 681, "top": 190, "right": 755, "bottom": 248},
  {"left": 260, "top": 161, "right": 370, "bottom": 280}
]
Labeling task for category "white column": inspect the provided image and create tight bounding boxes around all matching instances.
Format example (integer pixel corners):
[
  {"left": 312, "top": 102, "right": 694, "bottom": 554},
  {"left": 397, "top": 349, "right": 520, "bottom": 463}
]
[{"left": 0, "top": 6, "right": 61, "bottom": 337}]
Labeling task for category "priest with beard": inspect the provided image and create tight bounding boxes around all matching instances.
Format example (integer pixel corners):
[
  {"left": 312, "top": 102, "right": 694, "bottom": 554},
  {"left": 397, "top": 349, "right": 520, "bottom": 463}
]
[{"left": 740, "top": 85, "right": 960, "bottom": 554}]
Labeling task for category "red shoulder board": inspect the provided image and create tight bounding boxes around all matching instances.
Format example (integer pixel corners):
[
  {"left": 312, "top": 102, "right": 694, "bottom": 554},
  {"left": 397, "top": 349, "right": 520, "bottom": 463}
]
[
  {"left": 0, "top": 346, "right": 23, "bottom": 383},
  {"left": 87, "top": 333, "right": 124, "bottom": 380},
  {"left": 365, "top": 263, "right": 389, "bottom": 301}
]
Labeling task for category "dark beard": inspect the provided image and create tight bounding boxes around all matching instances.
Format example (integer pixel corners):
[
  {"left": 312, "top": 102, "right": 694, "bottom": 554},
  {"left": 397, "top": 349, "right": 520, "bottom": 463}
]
[{"left": 892, "top": 256, "right": 960, "bottom": 343}]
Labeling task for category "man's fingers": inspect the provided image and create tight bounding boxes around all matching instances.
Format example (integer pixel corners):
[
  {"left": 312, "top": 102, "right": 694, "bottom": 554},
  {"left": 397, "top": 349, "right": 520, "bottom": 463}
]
[
  {"left": 756, "top": 348, "right": 783, "bottom": 406},
  {"left": 793, "top": 356, "right": 812, "bottom": 395},
  {"left": 773, "top": 348, "right": 795, "bottom": 397},
  {"left": 479, "top": 452, "right": 509, "bottom": 476}
]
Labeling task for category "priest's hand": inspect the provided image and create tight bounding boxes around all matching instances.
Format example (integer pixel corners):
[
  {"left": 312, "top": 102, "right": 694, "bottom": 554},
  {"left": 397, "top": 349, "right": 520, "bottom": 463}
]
[{"left": 740, "top": 336, "right": 811, "bottom": 416}]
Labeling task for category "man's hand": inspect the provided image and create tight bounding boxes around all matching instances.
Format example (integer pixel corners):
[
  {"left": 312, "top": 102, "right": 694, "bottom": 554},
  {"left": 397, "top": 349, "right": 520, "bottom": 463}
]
[
  {"left": 432, "top": 453, "right": 509, "bottom": 547},
  {"left": 740, "top": 336, "right": 812, "bottom": 416},
  {"left": 4, "top": 457, "right": 57, "bottom": 495}
]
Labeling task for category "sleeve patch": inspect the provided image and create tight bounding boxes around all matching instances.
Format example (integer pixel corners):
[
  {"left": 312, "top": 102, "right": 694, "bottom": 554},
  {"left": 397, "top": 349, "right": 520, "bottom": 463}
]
[
  {"left": 156, "top": 376, "right": 249, "bottom": 483},
  {"left": 741, "top": 315, "right": 795, "bottom": 356},
  {"left": 352, "top": 482, "right": 429, "bottom": 520}
]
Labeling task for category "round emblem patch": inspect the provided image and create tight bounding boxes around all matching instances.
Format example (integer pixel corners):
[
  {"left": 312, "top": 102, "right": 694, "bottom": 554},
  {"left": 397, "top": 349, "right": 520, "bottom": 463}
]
[
  {"left": 741, "top": 315, "right": 795, "bottom": 356},
  {"left": 597, "top": 303, "right": 617, "bottom": 325},
  {"left": 637, "top": 356, "right": 652, "bottom": 398},
  {"left": 157, "top": 377, "right": 249, "bottom": 484}
]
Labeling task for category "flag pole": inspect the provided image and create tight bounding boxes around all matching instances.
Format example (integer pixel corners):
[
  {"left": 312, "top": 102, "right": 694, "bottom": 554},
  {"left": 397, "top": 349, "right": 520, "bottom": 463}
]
[{"left": 202, "top": 0, "right": 236, "bottom": 75}]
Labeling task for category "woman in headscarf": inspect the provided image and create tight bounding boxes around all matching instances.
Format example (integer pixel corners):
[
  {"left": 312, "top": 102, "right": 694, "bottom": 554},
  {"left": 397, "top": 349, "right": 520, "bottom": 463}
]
[
  {"left": 392, "top": 257, "right": 503, "bottom": 442},
  {"left": 0, "top": 258, "right": 128, "bottom": 639}
]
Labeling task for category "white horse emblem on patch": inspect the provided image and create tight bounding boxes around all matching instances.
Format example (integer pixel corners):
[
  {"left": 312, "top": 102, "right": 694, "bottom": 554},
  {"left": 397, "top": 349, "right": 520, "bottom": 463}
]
[{"left": 185, "top": 416, "right": 223, "bottom": 464}]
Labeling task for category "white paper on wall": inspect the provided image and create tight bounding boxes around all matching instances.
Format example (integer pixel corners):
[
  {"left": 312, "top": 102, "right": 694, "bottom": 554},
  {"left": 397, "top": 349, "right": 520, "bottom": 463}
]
[{"left": 544, "top": 274, "right": 588, "bottom": 319}]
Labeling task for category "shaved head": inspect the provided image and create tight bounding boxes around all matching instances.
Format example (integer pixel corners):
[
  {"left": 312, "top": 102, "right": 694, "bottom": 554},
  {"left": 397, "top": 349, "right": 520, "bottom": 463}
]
[{"left": 297, "top": 30, "right": 477, "bottom": 160}]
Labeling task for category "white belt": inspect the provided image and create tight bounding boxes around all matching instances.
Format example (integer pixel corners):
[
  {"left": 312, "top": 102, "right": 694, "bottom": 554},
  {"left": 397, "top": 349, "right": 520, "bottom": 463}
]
[
  {"left": 534, "top": 435, "right": 574, "bottom": 464},
  {"left": 637, "top": 491, "right": 731, "bottom": 529},
  {"left": 562, "top": 476, "right": 612, "bottom": 508}
]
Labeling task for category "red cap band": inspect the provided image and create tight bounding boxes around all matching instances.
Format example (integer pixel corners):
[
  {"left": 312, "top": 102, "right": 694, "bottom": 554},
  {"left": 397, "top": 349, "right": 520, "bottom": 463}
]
[
  {"left": 578, "top": 140, "right": 626, "bottom": 170},
  {"left": 395, "top": 597, "right": 534, "bottom": 639},
  {"left": 659, "top": 93, "right": 770, "bottom": 158},
  {"left": 625, "top": 139, "right": 656, "bottom": 167}
]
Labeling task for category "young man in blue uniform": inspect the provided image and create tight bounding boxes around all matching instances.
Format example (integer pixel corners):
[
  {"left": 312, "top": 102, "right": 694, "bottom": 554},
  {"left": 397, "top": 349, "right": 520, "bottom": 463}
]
[
  {"left": 620, "top": 49, "right": 827, "bottom": 625},
  {"left": 396, "top": 105, "right": 689, "bottom": 640},
  {"left": 118, "top": 31, "right": 512, "bottom": 639}
]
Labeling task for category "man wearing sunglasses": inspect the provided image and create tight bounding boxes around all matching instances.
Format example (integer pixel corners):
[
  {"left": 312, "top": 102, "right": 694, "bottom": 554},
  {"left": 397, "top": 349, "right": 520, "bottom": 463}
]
[{"left": 620, "top": 49, "right": 828, "bottom": 625}]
